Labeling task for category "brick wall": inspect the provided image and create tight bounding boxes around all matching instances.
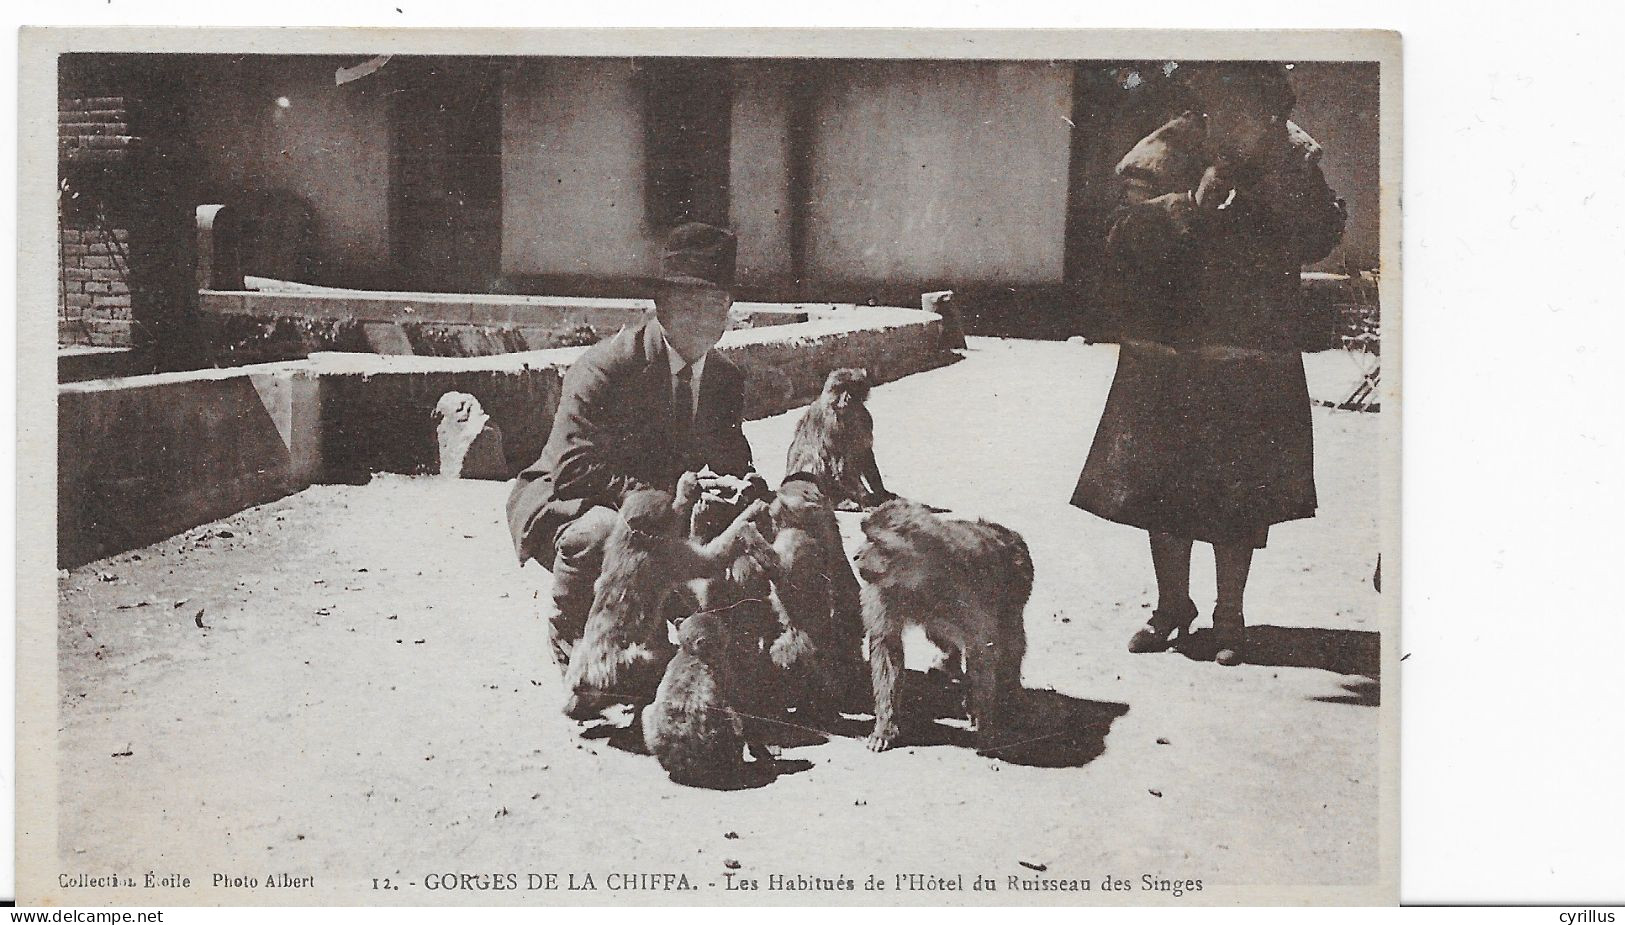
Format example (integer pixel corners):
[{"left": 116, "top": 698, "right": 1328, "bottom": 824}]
[
  {"left": 59, "top": 96, "right": 136, "bottom": 348},
  {"left": 59, "top": 226, "right": 134, "bottom": 346}
]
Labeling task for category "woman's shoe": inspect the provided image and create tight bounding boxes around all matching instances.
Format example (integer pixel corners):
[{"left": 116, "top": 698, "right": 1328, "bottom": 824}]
[
  {"left": 1211, "top": 605, "right": 1246, "bottom": 666},
  {"left": 1128, "top": 598, "right": 1198, "bottom": 654}
]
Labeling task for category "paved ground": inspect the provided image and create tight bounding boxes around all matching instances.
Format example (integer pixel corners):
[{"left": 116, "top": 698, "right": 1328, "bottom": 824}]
[{"left": 53, "top": 339, "right": 1385, "bottom": 904}]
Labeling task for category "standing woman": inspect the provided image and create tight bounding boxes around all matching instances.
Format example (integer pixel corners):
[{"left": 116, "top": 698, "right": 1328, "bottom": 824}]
[{"left": 1072, "top": 63, "right": 1347, "bottom": 666}]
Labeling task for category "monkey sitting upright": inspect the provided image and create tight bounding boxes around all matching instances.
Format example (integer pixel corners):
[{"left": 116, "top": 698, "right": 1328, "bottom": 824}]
[
  {"left": 685, "top": 473, "right": 781, "bottom": 651},
  {"left": 759, "top": 476, "right": 867, "bottom": 722},
  {"left": 853, "top": 499, "right": 1033, "bottom": 753},
  {"left": 641, "top": 609, "right": 776, "bottom": 788},
  {"left": 561, "top": 474, "right": 773, "bottom": 721},
  {"left": 784, "top": 368, "right": 892, "bottom": 512}
]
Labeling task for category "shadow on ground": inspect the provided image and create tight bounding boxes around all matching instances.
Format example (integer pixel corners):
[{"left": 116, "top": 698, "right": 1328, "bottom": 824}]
[
  {"left": 860, "top": 669, "right": 1131, "bottom": 768},
  {"left": 658, "top": 757, "right": 817, "bottom": 792},
  {"left": 583, "top": 711, "right": 817, "bottom": 791},
  {"left": 1180, "top": 624, "right": 1381, "bottom": 706},
  {"left": 581, "top": 665, "right": 1131, "bottom": 776}
]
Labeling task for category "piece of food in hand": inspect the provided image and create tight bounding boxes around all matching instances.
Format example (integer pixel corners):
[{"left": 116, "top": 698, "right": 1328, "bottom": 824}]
[
  {"left": 1195, "top": 164, "right": 1236, "bottom": 211},
  {"left": 700, "top": 473, "right": 755, "bottom": 502}
]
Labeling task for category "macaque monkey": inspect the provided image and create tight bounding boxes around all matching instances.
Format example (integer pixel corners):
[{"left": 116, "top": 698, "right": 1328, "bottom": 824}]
[
  {"left": 641, "top": 610, "right": 777, "bottom": 787},
  {"left": 853, "top": 499, "right": 1032, "bottom": 752},
  {"left": 561, "top": 473, "right": 772, "bottom": 721},
  {"left": 785, "top": 368, "right": 892, "bottom": 511},
  {"left": 759, "top": 477, "right": 866, "bottom": 720}
]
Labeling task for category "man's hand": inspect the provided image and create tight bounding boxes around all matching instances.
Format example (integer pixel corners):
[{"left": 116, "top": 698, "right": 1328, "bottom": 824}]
[{"left": 692, "top": 466, "right": 767, "bottom": 504}]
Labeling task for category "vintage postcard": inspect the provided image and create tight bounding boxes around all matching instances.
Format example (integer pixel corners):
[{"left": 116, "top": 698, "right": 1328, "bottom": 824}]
[{"left": 16, "top": 27, "right": 1401, "bottom": 907}]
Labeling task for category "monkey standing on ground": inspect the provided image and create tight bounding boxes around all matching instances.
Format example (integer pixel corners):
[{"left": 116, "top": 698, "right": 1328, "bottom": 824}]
[
  {"left": 641, "top": 610, "right": 777, "bottom": 787},
  {"left": 760, "top": 476, "right": 867, "bottom": 721},
  {"left": 853, "top": 499, "right": 1032, "bottom": 752},
  {"left": 785, "top": 368, "right": 893, "bottom": 512},
  {"left": 561, "top": 473, "right": 772, "bottom": 721}
]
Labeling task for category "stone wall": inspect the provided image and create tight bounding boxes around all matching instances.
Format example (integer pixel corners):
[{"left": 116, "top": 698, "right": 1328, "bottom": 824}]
[
  {"left": 197, "top": 285, "right": 811, "bottom": 362},
  {"left": 58, "top": 362, "right": 322, "bottom": 568},
  {"left": 58, "top": 306, "right": 944, "bottom": 568}
]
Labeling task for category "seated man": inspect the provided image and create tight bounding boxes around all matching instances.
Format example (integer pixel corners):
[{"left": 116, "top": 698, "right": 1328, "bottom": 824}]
[{"left": 505, "top": 222, "right": 768, "bottom": 666}]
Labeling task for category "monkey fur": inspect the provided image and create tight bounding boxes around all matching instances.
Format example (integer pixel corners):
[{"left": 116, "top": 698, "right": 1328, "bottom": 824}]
[
  {"left": 785, "top": 368, "right": 892, "bottom": 511},
  {"left": 686, "top": 484, "right": 782, "bottom": 650},
  {"left": 641, "top": 609, "right": 776, "bottom": 787},
  {"left": 853, "top": 498, "right": 1032, "bottom": 752},
  {"left": 759, "top": 477, "right": 867, "bottom": 720},
  {"left": 561, "top": 473, "right": 772, "bottom": 721}
]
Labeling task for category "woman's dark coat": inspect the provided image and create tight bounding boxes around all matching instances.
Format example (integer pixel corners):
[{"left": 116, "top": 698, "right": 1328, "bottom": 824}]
[{"left": 1072, "top": 111, "right": 1347, "bottom": 547}]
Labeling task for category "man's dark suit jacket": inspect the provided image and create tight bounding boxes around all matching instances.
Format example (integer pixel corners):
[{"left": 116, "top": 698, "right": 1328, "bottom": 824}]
[{"left": 505, "top": 318, "right": 754, "bottom": 565}]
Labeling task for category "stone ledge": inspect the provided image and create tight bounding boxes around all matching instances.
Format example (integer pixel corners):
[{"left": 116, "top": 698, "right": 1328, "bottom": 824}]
[
  {"left": 313, "top": 306, "right": 944, "bottom": 481},
  {"left": 58, "top": 306, "right": 944, "bottom": 568},
  {"left": 200, "top": 287, "right": 814, "bottom": 359},
  {"left": 59, "top": 363, "right": 321, "bottom": 568}
]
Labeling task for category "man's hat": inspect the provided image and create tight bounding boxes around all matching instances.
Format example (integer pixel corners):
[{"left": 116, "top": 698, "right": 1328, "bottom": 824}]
[{"left": 657, "top": 222, "right": 737, "bottom": 290}]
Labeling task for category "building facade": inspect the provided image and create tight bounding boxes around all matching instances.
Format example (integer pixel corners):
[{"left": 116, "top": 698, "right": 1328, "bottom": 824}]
[{"left": 59, "top": 54, "right": 1381, "bottom": 347}]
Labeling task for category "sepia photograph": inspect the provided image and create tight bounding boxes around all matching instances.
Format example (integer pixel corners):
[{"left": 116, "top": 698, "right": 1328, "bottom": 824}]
[{"left": 16, "top": 27, "right": 1400, "bottom": 907}]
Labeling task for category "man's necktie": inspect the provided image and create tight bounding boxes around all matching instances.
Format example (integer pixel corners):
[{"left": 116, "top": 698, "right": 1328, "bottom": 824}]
[{"left": 672, "top": 363, "right": 694, "bottom": 446}]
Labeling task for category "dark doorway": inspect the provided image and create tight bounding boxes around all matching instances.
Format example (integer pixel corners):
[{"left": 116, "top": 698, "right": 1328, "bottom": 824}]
[
  {"left": 1062, "top": 63, "right": 1192, "bottom": 305},
  {"left": 388, "top": 57, "right": 503, "bottom": 292},
  {"left": 639, "top": 58, "right": 733, "bottom": 230}
]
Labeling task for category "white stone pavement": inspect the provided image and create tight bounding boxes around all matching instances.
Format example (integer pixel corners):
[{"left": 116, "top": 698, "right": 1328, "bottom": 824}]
[{"left": 52, "top": 338, "right": 1386, "bottom": 904}]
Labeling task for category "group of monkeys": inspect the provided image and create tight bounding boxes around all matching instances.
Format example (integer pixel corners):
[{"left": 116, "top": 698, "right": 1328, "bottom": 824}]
[{"left": 554, "top": 369, "right": 1035, "bottom": 788}]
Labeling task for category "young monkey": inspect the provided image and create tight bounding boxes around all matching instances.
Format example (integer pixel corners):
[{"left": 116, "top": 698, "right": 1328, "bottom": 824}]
[{"left": 641, "top": 609, "right": 777, "bottom": 787}]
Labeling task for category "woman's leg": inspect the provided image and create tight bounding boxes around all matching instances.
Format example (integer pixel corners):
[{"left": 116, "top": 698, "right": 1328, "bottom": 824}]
[
  {"left": 1129, "top": 532, "right": 1198, "bottom": 653},
  {"left": 1213, "top": 542, "right": 1254, "bottom": 613},
  {"left": 1212, "top": 542, "right": 1255, "bottom": 665},
  {"left": 1150, "top": 532, "right": 1194, "bottom": 609}
]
